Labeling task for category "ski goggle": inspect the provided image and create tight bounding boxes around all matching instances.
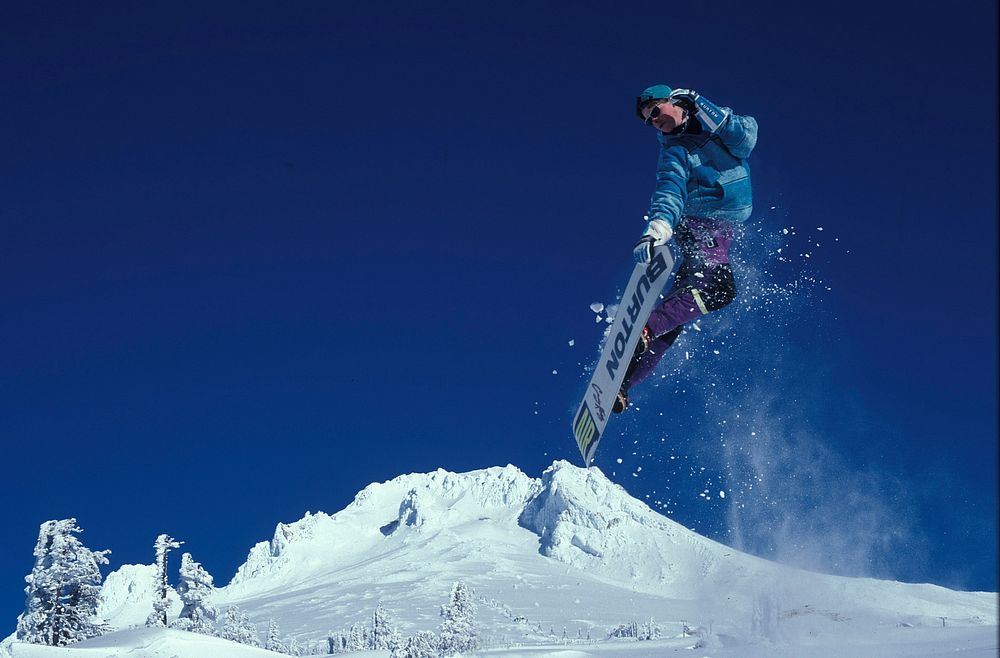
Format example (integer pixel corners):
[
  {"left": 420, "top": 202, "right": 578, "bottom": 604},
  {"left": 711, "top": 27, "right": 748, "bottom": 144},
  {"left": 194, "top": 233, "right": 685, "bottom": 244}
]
[
  {"left": 642, "top": 101, "right": 668, "bottom": 124},
  {"left": 643, "top": 100, "right": 684, "bottom": 125}
]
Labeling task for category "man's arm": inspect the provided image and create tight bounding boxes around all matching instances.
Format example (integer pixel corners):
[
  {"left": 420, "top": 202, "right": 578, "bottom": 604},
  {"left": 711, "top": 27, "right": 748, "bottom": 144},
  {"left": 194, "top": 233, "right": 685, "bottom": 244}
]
[
  {"left": 715, "top": 113, "right": 758, "bottom": 159},
  {"left": 668, "top": 89, "right": 757, "bottom": 159},
  {"left": 648, "top": 142, "right": 689, "bottom": 227}
]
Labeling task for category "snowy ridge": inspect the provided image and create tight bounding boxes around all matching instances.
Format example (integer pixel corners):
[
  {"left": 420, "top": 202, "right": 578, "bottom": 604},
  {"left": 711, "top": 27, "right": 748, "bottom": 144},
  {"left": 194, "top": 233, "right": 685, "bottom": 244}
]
[
  {"left": 518, "top": 461, "right": 763, "bottom": 596},
  {"left": 229, "top": 512, "right": 336, "bottom": 587},
  {"left": 96, "top": 565, "right": 174, "bottom": 630},
  {"left": 96, "top": 565, "right": 186, "bottom": 633},
  {"left": 226, "top": 465, "right": 540, "bottom": 595}
]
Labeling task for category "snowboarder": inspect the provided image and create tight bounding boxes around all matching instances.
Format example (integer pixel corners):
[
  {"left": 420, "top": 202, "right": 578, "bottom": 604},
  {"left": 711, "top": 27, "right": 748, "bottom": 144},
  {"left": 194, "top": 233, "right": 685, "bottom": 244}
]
[{"left": 614, "top": 84, "right": 758, "bottom": 413}]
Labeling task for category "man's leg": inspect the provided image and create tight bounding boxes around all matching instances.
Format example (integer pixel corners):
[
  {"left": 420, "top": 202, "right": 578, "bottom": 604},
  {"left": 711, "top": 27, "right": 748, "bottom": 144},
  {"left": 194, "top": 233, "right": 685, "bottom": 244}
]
[
  {"left": 620, "top": 218, "right": 737, "bottom": 396},
  {"left": 621, "top": 325, "right": 684, "bottom": 389}
]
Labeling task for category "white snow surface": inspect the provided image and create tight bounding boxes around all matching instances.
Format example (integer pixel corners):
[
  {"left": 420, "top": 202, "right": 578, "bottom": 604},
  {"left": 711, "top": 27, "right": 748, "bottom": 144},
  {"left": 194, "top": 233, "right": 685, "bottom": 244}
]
[{"left": 4, "top": 461, "right": 996, "bottom": 657}]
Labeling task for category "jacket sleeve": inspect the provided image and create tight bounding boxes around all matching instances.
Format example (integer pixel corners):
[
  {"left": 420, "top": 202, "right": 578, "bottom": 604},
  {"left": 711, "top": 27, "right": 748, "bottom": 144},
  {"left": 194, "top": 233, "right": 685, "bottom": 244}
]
[
  {"left": 648, "top": 142, "right": 689, "bottom": 228},
  {"left": 715, "top": 112, "right": 758, "bottom": 159}
]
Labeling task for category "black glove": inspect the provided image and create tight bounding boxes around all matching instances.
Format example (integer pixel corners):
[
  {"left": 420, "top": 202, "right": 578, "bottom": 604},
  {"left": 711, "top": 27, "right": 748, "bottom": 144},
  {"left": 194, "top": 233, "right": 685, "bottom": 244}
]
[{"left": 666, "top": 89, "right": 698, "bottom": 114}]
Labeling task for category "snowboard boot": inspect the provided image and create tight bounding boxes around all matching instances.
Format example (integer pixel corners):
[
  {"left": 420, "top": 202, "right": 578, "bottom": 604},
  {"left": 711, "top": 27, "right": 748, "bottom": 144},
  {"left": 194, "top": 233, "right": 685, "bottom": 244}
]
[
  {"left": 635, "top": 325, "right": 651, "bottom": 356},
  {"left": 612, "top": 326, "right": 651, "bottom": 414},
  {"left": 612, "top": 388, "right": 629, "bottom": 413}
]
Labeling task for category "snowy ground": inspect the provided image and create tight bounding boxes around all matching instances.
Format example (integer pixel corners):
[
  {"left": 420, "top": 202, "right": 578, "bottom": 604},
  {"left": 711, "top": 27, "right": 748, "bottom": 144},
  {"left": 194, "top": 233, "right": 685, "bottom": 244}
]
[
  {"left": 5, "top": 625, "right": 998, "bottom": 658},
  {"left": 4, "top": 462, "right": 997, "bottom": 658}
]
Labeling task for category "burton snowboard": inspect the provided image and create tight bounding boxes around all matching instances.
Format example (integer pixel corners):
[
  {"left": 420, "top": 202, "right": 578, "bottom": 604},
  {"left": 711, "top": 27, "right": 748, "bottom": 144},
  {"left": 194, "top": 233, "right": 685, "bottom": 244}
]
[{"left": 572, "top": 246, "right": 675, "bottom": 465}]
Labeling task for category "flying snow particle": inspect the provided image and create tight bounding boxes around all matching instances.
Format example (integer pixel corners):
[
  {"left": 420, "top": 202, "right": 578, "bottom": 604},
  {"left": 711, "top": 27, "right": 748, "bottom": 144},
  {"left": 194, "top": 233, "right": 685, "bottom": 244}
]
[
  {"left": 616, "top": 458, "right": 623, "bottom": 464},
  {"left": 568, "top": 339, "right": 575, "bottom": 346},
  {"left": 552, "top": 370, "right": 558, "bottom": 375},
  {"left": 590, "top": 302, "right": 605, "bottom": 313},
  {"left": 720, "top": 491, "right": 726, "bottom": 498}
]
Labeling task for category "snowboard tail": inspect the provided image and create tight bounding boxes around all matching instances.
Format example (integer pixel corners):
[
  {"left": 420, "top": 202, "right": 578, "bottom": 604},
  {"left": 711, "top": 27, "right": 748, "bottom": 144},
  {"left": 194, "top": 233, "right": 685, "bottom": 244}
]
[{"left": 572, "top": 247, "right": 675, "bottom": 465}]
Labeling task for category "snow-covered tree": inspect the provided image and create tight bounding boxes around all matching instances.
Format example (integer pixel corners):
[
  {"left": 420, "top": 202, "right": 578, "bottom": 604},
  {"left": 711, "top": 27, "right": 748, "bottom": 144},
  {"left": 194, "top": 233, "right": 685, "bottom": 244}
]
[
  {"left": 392, "top": 630, "right": 438, "bottom": 658},
  {"left": 347, "top": 621, "right": 368, "bottom": 651},
  {"left": 438, "top": 581, "right": 477, "bottom": 656},
  {"left": 639, "top": 618, "right": 660, "bottom": 640},
  {"left": 607, "top": 619, "right": 660, "bottom": 640},
  {"left": 145, "top": 534, "right": 182, "bottom": 627},
  {"left": 265, "top": 618, "right": 288, "bottom": 654},
  {"left": 15, "top": 519, "right": 111, "bottom": 646},
  {"left": 327, "top": 631, "right": 347, "bottom": 654},
  {"left": 221, "top": 605, "right": 260, "bottom": 647},
  {"left": 608, "top": 621, "right": 638, "bottom": 639},
  {"left": 170, "top": 552, "right": 216, "bottom": 635},
  {"left": 372, "top": 601, "right": 402, "bottom": 650}
]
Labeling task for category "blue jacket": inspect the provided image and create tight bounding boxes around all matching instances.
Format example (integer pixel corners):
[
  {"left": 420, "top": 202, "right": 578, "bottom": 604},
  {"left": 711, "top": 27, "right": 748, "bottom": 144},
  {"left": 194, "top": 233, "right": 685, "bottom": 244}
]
[{"left": 648, "top": 111, "right": 758, "bottom": 227}]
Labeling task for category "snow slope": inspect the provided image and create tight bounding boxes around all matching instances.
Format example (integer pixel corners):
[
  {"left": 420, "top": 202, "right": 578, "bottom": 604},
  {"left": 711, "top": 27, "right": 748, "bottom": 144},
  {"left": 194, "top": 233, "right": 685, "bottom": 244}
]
[
  {"left": 5, "top": 461, "right": 996, "bottom": 657},
  {"left": 6, "top": 628, "right": 287, "bottom": 658}
]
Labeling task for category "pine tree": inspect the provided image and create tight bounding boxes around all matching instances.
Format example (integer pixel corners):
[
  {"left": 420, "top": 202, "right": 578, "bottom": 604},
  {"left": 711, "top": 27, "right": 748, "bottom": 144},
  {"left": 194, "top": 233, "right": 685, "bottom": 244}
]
[
  {"left": 265, "top": 618, "right": 288, "bottom": 654},
  {"left": 145, "top": 534, "right": 182, "bottom": 627},
  {"left": 639, "top": 617, "right": 660, "bottom": 640},
  {"left": 170, "top": 553, "right": 216, "bottom": 635},
  {"left": 346, "top": 621, "right": 366, "bottom": 651},
  {"left": 15, "top": 519, "right": 111, "bottom": 646},
  {"left": 327, "top": 631, "right": 347, "bottom": 654},
  {"left": 372, "top": 601, "right": 401, "bottom": 650},
  {"left": 221, "top": 605, "right": 260, "bottom": 647},
  {"left": 392, "top": 630, "right": 438, "bottom": 658},
  {"left": 438, "top": 581, "right": 477, "bottom": 656}
]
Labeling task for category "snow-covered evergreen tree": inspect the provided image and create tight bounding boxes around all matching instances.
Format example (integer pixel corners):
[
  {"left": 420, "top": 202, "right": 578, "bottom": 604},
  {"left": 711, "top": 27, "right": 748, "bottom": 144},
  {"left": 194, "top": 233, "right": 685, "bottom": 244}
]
[
  {"left": 169, "top": 552, "right": 216, "bottom": 635},
  {"left": 392, "top": 630, "right": 438, "bottom": 658},
  {"left": 15, "top": 519, "right": 111, "bottom": 647},
  {"left": 145, "top": 534, "right": 182, "bottom": 627},
  {"left": 265, "top": 618, "right": 288, "bottom": 654},
  {"left": 327, "top": 631, "right": 347, "bottom": 654},
  {"left": 346, "top": 621, "right": 367, "bottom": 651},
  {"left": 221, "top": 605, "right": 260, "bottom": 647},
  {"left": 639, "top": 618, "right": 661, "bottom": 640},
  {"left": 438, "top": 581, "right": 477, "bottom": 656},
  {"left": 372, "top": 601, "right": 402, "bottom": 650}
]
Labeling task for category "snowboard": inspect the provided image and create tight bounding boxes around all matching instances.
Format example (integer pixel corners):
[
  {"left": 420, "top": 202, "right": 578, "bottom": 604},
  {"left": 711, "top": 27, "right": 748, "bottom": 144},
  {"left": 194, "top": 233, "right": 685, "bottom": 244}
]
[{"left": 572, "top": 246, "right": 675, "bottom": 465}]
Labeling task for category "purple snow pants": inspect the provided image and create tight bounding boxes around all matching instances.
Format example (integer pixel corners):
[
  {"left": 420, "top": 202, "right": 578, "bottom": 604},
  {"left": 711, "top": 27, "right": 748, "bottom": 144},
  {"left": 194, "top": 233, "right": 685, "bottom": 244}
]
[{"left": 623, "top": 217, "right": 737, "bottom": 390}]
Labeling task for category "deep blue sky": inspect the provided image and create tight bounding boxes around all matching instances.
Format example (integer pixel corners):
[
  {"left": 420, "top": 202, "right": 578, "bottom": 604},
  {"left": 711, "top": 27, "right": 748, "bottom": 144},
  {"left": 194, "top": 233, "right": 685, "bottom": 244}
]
[{"left": 1, "top": 1, "right": 996, "bottom": 627}]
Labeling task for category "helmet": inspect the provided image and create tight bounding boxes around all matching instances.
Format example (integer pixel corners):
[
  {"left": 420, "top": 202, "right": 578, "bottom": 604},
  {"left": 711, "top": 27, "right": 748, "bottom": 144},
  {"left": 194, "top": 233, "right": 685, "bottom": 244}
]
[{"left": 635, "top": 84, "right": 673, "bottom": 120}]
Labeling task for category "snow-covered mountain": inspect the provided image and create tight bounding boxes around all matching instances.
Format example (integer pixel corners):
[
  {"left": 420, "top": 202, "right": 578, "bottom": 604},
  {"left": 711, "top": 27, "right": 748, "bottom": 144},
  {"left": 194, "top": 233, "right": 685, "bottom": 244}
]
[{"left": 6, "top": 461, "right": 997, "bottom": 657}]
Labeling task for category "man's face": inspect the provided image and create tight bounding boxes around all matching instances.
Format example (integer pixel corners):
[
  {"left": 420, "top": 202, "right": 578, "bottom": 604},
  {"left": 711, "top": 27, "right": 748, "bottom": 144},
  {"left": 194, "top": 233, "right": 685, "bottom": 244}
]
[{"left": 642, "top": 100, "right": 686, "bottom": 133}]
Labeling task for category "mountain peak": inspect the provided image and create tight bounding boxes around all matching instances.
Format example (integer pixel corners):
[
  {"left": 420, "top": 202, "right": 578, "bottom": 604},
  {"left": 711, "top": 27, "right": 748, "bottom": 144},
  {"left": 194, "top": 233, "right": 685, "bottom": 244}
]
[{"left": 89, "top": 460, "right": 995, "bottom": 653}]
